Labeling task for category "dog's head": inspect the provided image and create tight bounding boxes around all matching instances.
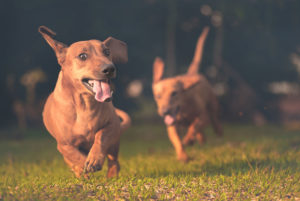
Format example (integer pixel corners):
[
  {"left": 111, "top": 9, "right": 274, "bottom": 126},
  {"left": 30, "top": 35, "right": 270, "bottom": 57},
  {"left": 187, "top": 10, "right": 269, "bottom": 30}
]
[
  {"left": 152, "top": 57, "right": 201, "bottom": 126},
  {"left": 39, "top": 26, "right": 128, "bottom": 102}
]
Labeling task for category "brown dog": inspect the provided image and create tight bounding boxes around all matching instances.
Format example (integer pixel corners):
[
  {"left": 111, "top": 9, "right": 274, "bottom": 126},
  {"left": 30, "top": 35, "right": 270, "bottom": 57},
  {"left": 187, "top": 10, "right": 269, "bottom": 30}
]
[
  {"left": 152, "top": 27, "right": 223, "bottom": 162},
  {"left": 39, "top": 26, "right": 131, "bottom": 178}
]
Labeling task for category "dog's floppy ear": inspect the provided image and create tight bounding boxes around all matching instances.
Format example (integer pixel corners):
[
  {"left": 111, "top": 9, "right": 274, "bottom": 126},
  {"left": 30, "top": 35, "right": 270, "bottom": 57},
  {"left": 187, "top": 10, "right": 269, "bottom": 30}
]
[
  {"left": 103, "top": 37, "right": 128, "bottom": 64},
  {"left": 38, "top": 26, "right": 67, "bottom": 66},
  {"left": 178, "top": 75, "right": 202, "bottom": 90},
  {"left": 153, "top": 57, "right": 165, "bottom": 83}
]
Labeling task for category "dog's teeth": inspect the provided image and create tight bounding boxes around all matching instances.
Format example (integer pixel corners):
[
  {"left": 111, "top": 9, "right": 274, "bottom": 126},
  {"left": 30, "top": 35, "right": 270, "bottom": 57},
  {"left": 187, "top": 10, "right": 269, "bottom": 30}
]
[
  {"left": 87, "top": 80, "right": 95, "bottom": 87},
  {"left": 111, "top": 91, "right": 113, "bottom": 96}
]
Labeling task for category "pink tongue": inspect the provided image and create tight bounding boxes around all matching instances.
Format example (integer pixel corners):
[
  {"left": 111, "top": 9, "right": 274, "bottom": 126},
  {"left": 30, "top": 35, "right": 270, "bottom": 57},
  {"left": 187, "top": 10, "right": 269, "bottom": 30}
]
[
  {"left": 164, "top": 115, "right": 175, "bottom": 125},
  {"left": 92, "top": 80, "right": 111, "bottom": 102}
]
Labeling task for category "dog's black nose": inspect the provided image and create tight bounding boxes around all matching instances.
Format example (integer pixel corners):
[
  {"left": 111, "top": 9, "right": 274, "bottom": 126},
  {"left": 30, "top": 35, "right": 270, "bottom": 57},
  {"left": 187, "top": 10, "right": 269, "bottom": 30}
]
[{"left": 102, "top": 64, "right": 116, "bottom": 76}]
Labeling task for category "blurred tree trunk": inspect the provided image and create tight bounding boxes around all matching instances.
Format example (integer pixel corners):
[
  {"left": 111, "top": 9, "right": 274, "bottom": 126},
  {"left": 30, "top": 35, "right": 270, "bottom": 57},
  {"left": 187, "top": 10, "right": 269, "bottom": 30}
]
[
  {"left": 211, "top": 13, "right": 266, "bottom": 125},
  {"left": 212, "top": 23, "right": 223, "bottom": 70},
  {"left": 165, "top": 0, "right": 177, "bottom": 76}
]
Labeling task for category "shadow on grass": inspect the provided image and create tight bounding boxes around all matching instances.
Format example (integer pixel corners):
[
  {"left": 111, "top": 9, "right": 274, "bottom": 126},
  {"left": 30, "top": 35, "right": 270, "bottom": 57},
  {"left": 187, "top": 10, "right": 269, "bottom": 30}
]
[
  {"left": 0, "top": 126, "right": 50, "bottom": 140},
  {"left": 143, "top": 158, "right": 299, "bottom": 178}
]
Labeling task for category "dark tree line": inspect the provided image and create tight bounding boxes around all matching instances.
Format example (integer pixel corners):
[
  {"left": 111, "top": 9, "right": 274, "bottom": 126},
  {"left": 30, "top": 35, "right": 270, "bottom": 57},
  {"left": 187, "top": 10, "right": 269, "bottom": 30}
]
[{"left": 1, "top": 0, "right": 300, "bottom": 127}]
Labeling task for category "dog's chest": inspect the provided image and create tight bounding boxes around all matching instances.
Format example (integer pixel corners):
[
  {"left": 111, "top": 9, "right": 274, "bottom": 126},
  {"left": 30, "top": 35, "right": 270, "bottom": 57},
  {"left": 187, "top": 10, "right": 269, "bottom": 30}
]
[
  {"left": 177, "top": 112, "right": 196, "bottom": 126},
  {"left": 72, "top": 109, "right": 108, "bottom": 139},
  {"left": 177, "top": 99, "right": 200, "bottom": 126},
  {"left": 70, "top": 94, "right": 111, "bottom": 136}
]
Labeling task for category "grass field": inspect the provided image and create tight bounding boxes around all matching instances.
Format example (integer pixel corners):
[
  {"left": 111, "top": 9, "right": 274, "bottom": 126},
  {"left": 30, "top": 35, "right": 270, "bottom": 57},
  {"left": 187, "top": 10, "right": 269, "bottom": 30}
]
[{"left": 0, "top": 123, "right": 299, "bottom": 200}]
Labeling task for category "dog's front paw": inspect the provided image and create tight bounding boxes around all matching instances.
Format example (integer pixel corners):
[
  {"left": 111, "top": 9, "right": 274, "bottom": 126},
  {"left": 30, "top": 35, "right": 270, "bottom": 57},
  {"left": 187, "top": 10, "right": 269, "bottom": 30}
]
[
  {"left": 177, "top": 152, "right": 190, "bottom": 163},
  {"left": 84, "top": 154, "right": 104, "bottom": 173}
]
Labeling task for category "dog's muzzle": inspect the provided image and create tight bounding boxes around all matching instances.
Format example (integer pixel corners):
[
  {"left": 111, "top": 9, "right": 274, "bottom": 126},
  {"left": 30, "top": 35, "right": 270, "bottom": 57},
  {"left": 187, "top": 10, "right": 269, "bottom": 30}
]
[
  {"left": 81, "top": 64, "right": 116, "bottom": 102},
  {"left": 162, "top": 106, "right": 179, "bottom": 126},
  {"left": 102, "top": 64, "right": 116, "bottom": 78},
  {"left": 82, "top": 78, "right": 113, "bottom": 102}
]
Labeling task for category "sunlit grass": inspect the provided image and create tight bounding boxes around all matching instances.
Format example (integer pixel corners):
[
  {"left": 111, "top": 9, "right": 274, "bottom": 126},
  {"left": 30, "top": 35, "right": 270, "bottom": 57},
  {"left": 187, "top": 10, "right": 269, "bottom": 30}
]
[{"left": 0, "top": 124, "right": 299, "bottom": 200}]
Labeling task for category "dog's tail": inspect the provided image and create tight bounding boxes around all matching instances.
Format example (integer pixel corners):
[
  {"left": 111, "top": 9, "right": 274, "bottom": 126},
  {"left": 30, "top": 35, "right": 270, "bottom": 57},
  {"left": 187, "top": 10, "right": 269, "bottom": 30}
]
[
  {"left": 187, "top": 26, "right": 210, "bottom": 75},
  {"left": 115, "top": 108, "right": 131, "bottom": 133}
]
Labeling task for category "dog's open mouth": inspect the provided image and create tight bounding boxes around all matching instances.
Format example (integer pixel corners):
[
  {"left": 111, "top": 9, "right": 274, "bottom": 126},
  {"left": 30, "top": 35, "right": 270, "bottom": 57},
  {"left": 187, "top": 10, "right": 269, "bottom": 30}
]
[
  {"left": 82, "top": 78, "right": 113, "bottom": 102},
  {"left": 163, "top": 106, "right": 179, "bottom": 126},
  {"left": 164, "top": 115, "right": 175, "bottom": 126}
]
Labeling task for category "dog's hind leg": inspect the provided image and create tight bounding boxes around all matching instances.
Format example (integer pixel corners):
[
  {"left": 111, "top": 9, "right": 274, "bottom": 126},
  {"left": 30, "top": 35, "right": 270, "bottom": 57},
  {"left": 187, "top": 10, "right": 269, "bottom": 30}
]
[
  {"left": 195, "top": 131, "right": 206, "bottom": 144},
  {"left": 182, "top": 127, "right": 197, "bottom": 146},
  {"left": 106, "top": 142, "right": 120, "bottom": 178}
]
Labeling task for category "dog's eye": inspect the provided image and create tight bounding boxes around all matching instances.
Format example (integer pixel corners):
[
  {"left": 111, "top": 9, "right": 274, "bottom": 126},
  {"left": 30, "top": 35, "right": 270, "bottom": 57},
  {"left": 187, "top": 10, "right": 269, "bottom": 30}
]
[
  {"left": 171, "top": 91, "right": 177, "bottom": 97},
  {"left": 103, "top": 48, "right": 110, "bottom": 57},
  {"left": 78, "top": 53, "right": 88, "bottom": 61}
]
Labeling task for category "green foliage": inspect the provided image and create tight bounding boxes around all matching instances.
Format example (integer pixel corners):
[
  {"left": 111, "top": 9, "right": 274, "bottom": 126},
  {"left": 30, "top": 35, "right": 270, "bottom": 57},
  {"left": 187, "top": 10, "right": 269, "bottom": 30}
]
[{"left": 0, "top": 124, "right": 299, "bottom": 200}]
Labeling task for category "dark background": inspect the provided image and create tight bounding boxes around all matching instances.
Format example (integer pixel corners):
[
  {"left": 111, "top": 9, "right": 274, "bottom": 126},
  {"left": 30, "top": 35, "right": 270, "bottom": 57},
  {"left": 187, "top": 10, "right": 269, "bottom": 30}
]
[{"left": 1, "top": 0, "right": 300, "bottom": 128}]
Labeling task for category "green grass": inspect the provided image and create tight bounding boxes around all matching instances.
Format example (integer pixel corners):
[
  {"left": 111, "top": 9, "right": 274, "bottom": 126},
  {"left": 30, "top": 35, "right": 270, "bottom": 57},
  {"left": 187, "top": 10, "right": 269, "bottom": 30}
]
[{"left": 0, "top": 123, "right": 299, "bottom": 200}]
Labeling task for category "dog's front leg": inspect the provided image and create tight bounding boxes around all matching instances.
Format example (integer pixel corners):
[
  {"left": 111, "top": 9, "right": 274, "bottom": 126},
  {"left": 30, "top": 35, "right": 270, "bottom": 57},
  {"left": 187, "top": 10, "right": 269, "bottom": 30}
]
[
  {"left": 182, "top": 118, "right": 206, "bottom": 146},
  {"left": 167, "top": 126, "right": 189, "bottom": 162},
  {"left": 57, "top": 144, "right": 87, "bottom": 177},
  {"left": 84, "top": 130, "right": 109, "bottom": 173}
]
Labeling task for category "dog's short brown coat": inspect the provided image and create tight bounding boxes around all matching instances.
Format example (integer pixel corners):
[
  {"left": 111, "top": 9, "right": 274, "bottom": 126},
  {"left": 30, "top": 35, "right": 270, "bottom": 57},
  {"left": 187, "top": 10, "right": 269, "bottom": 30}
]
[
  {"left": 39, "top": 26, "right": 130, "bottom": 178},
  {"left": 152, "top": 27, "right": 223, "bottom": 162}
]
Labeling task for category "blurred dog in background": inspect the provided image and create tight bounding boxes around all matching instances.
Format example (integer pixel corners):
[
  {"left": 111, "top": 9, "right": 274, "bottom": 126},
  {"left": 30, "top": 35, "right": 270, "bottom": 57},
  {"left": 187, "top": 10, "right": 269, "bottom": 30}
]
[{"left": 152, "top": 27, "right": 223, "bottom": 162}]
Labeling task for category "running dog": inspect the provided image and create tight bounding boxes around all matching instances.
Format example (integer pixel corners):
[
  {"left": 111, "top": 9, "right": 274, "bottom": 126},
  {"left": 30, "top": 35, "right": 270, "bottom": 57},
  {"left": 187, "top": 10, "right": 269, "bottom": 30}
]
[
  {"left": 152, "top": 27, "right": 223, "bottom": 162},
  {"left": 39, "top": 26, "right": 131, "bottom": 177}
]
